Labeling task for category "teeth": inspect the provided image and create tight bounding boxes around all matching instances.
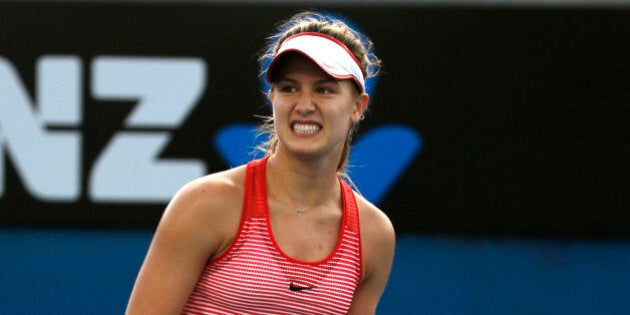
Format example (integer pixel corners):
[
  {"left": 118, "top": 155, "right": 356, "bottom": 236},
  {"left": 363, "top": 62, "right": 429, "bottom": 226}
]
[{"left": 293, "top": 123, "right": 320, "bottom": 134}]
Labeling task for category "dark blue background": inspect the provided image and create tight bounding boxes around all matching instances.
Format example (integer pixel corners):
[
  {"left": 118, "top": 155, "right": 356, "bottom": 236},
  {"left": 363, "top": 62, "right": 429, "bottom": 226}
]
[{"left": 2, "top": 229, "right": 629, "bottom": 314}]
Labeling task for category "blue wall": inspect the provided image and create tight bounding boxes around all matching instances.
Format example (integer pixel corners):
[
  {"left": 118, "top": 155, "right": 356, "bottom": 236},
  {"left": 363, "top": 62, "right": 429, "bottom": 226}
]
[{"left": 2, "top": 228, "right": 628, "bottom": 314}]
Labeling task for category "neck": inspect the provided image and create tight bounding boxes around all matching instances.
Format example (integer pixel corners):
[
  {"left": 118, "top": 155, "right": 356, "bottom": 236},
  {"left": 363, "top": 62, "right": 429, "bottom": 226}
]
[{"left": 266, "top": 153, "right": 340, "bottom": 212}]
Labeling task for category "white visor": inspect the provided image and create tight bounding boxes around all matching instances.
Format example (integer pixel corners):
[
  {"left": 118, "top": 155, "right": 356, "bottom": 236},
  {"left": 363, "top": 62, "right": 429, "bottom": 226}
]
[{"left": 266, "top": 32, "right": 366, "bottom": 93}]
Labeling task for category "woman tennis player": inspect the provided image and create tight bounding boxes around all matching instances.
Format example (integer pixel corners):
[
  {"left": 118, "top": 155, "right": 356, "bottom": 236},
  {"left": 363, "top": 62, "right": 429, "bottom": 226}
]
[{"left": 126, "top": 11, "right": 395, "bottom": 314}]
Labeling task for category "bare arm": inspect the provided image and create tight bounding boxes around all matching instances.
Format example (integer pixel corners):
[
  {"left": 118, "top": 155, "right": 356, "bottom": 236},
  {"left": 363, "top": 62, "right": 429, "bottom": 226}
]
[
  {"left": 125, "top": 171, "right": 244, "bottom": 314},
  {"left": 347, "top": 199, "right": 396, "bottom": 315}
]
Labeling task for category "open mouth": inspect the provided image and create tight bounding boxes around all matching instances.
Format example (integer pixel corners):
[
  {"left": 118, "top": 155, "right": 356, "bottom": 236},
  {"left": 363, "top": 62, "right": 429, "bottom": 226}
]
[{"left": 292, "top": 122, "right": 321, "bottom": 135}]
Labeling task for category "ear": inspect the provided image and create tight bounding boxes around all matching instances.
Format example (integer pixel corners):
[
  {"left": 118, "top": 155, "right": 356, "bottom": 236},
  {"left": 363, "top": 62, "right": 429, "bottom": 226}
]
[
  {"left": 267, "top": 88, "right": 274, "bottom": 102},
  {"left": 351, "top": 93, "right": 369, "bottom": 123}
]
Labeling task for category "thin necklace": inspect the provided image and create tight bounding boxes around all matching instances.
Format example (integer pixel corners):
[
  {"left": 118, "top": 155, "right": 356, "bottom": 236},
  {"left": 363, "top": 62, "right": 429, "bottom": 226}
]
[
  {"left": 273, "top": 168, "right": 326, "bottom": 214},
  {"left": 268, "top": 157, "right": 337, "bottom": 214},
  {"left": 278, "top": 178, "right": 311, "bottom": 214},
  {"left": 278, "top": 183, "right": 334, "bottom": 214}
]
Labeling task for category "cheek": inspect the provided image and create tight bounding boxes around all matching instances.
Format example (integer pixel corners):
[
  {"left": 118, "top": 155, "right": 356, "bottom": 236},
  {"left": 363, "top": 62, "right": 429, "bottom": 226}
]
[
  {"left": 330, "top": 106, "right": 356, "bottom": 131},
  {"left": 271, "top": 100, "right": 289, "bottom": 117}
]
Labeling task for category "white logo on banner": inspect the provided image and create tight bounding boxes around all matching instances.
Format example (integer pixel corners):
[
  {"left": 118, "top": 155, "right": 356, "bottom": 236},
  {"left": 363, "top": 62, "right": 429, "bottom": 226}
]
[{"left": 0, "top": 56, "right": 207, "bottom": 203}]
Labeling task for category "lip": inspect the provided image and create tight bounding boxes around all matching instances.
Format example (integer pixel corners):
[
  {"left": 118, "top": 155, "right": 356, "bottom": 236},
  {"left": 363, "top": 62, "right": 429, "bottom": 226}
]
[{"left": 290, "top": 119, "right": 322, "bottom": 127}]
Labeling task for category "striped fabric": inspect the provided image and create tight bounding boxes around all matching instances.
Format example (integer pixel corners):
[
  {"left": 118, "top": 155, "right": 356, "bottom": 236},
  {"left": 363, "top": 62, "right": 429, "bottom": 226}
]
[{"left": 182, "top": 157, "right": 362, "bottom": 314}]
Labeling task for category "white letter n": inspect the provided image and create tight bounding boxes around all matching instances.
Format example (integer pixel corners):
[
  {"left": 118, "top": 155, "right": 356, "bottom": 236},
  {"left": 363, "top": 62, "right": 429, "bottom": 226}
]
[{"left": 0, "top": 56, "right": 81, "bottom": 201}]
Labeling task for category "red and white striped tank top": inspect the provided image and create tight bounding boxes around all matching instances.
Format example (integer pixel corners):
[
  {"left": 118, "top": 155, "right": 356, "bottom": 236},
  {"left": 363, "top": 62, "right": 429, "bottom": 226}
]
[{"left": 182, "top": 157, "right": 363, "bottom": 314}]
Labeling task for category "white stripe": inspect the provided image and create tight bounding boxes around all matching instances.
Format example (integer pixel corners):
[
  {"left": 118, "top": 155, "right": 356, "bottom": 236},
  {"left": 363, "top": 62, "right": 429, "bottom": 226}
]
[{"left": 183, "top": 205, "right": 360, "bottom": 313}]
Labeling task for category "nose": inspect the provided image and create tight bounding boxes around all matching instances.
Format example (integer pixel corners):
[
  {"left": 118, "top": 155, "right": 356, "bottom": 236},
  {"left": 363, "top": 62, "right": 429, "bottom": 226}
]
[{"left": 295, "top": 92, "right": 315, "bottom": 115}]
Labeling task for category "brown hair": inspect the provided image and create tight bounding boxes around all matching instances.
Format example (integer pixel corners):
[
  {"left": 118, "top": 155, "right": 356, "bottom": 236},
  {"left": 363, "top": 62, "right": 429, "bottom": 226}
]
[{"left": 258, "top": 11, "right": 381, "bottom": 175}]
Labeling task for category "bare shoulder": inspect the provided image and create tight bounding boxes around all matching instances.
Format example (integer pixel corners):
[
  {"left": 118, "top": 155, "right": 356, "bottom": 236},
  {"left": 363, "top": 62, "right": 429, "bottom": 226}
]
[
  {"left": 158, "top": 165, "right": 248, "bottom": 257},
  {"left": 353, "top": 193, "right": 396, "bottom": 278},
  {"left": 171, "top": 165, "right": 247, "bottom": 214},
  {"left": 354, "top": 193, "right": 396, "bottom": 248},
  {"left": 347, "top": 193, "right": 396, "bottom": 313},
  {"left": 125, "top": 165, "right": 248, "bottom": 314}
]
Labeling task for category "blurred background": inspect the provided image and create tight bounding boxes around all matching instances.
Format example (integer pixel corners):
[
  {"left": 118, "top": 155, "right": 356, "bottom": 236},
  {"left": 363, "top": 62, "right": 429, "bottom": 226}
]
[{"left": 1, "top": 0, "right": 628, "bottom": 314}]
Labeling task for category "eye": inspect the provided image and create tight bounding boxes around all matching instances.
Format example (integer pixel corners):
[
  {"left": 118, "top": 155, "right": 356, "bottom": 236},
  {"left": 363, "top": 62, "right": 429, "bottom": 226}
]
[
  {"left": 316, "top": 87, "right": 332, "bottom": 94},
  {"left": 317, "top": 82, "right": 340, "bottom": 95},
  {"left": 277, "top": 84, "right": 297, "bottom": 93}
]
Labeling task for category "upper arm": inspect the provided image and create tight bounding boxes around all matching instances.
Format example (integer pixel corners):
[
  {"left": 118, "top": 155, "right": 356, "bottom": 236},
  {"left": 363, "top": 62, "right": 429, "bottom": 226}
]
[
  {"left": 125, "top": 173, "right": 243, "bottom": 314},
  {"left": 348, "top": 201, "right": 396, "bottom": 315}
]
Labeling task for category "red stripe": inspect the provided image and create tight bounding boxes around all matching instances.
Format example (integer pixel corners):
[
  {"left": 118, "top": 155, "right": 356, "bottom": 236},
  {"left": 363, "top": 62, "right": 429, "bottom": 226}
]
[{"left": 182, "top": 158, "right": 361, "bottom": 314}]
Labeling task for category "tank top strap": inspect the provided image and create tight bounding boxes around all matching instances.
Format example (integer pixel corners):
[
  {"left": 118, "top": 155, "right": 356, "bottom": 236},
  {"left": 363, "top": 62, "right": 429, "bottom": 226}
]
[
  {"left": 243, "top": 156, "right": 270, "bottom": 220},
  {"left": 339, "top": 178, "right": 360, "bottom": 234}
]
